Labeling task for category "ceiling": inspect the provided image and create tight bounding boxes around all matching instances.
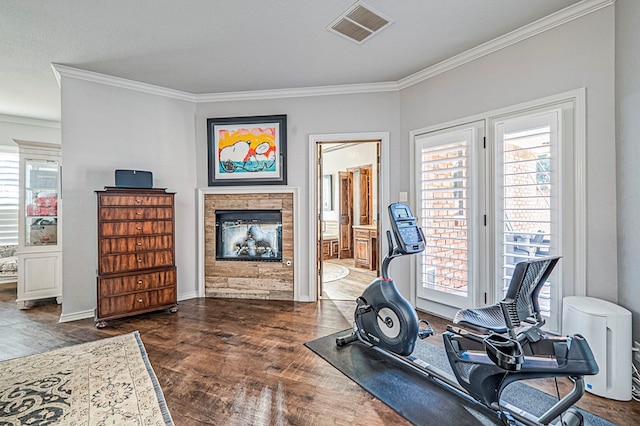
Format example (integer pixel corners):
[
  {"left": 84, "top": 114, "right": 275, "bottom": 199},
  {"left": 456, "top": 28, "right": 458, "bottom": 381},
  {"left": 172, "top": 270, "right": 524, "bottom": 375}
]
[{"left": 1, "top": 0, "right": 585, "bottom": 122}]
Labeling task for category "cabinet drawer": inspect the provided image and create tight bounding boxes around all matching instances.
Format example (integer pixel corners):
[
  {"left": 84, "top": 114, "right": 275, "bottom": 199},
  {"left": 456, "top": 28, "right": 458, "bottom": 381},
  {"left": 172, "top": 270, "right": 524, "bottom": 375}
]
[
  {"left": 99, "top": 250, "right": 174, "bottom": 274},
  {"left": 99, "top": 195, "right": 174, "bottom": 207},
  {"left": 99, "top": 207, "right": 173, "bottom": 221},
  {"left": 99, "top": 235, "right": 174, "bottom": 255},
  {"left": 354, "top": 229, "right": 370, "bottom": 239},
  {"left": 98, "top": 287, "right": 177, "bottom": 318},
  {"left": 100, "top": 220, "right": 173, "bottom": 237},
  {"left": 98, "top": 268, "right": 176, "bottom": 297}
]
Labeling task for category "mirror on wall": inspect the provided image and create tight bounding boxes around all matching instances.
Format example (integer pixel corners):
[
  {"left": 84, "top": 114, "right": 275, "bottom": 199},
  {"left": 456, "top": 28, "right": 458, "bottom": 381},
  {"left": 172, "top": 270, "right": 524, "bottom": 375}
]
[{"left": 322, "top": 174, "right": 333, "bottom": 211}]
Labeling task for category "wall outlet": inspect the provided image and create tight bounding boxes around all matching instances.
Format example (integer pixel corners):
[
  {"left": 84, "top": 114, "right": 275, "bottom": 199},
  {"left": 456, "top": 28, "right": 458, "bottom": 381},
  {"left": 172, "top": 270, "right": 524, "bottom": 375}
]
[{"left": 634, "top": 341, "right": 640, "bottom": 363}]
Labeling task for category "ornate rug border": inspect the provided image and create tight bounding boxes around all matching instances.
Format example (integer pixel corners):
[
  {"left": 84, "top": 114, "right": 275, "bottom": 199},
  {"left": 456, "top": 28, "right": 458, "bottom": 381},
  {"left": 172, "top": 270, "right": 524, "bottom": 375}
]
[{"left": 132, "top": 331, "right": 174, "bottom": 426}]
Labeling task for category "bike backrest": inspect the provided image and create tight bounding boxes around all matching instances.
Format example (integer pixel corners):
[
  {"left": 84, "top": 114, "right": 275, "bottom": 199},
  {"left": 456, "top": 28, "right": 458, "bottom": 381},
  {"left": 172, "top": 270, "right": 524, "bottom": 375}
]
[{"left": 501, "top": 256, "right": 561, "bottom": 330}]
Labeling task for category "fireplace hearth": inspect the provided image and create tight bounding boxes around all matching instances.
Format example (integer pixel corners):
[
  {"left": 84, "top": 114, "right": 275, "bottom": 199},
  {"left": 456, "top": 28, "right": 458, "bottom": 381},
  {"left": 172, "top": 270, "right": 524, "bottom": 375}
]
[{"left": 215, "top": 210, "right": 282, "bottom": 262}]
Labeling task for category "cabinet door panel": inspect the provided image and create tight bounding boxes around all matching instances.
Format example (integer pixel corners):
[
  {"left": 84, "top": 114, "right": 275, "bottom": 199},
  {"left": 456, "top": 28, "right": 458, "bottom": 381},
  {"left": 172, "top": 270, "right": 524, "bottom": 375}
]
[{"left": 354, "top": 238, "right": 370, "bottom": 266}]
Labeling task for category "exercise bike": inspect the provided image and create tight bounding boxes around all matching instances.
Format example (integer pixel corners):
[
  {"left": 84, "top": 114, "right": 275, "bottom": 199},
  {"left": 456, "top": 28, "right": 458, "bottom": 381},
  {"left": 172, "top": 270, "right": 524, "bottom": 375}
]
[{"left": 336, "top": 202, "right": 599, "bottom": 426}]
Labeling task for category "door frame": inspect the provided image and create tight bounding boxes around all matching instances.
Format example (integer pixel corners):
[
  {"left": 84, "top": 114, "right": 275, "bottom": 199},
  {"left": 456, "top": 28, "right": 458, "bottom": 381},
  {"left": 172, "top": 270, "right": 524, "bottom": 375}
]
[{"left": 308, "top": 132, "right": 389, "bottom": 302}]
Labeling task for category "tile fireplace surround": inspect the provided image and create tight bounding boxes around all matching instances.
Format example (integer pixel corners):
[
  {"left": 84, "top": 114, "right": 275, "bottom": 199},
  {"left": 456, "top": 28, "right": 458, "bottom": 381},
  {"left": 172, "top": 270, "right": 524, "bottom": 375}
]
[{"left": 203, "top": 191, "right": 294, "bottom": 300}]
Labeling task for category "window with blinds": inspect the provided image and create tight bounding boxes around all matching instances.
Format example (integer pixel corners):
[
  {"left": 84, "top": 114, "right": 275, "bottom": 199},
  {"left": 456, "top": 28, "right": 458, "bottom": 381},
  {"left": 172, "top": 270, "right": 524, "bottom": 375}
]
[
  {"left": 418, "top": 140, "right": 470, "bottom": 298},
  {"left": 0, "top": 151, "right": 19, "bottom": 246},
  {"left": 498, "top": 123, "right": 554, "bottom": 316}
]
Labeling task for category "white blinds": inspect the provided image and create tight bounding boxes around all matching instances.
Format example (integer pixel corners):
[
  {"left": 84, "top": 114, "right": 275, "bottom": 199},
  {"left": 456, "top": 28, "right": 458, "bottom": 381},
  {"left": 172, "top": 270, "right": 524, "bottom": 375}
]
[
  {"left": 500, "top": 125, "right": 553, "bottom": 314},
  {"left": 0, "top": 151, "right": 19, "bottom": 246},
  {"left": 418, "top": 140, "right": 469, "bottom": 297}
]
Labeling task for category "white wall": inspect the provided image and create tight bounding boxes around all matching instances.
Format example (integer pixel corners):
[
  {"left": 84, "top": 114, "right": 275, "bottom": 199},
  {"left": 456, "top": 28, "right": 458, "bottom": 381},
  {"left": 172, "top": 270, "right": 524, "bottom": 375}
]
[
  {"left": 0, "top": 115, "right": 60, "bottom": 149},
  {"left": 398, "top": 6, "right": 616, "bottom": 301},
  {"left": 59, "top": 78, "right": 197, "bottom": 320},
  {"left": 615, "top": 0, "right": 640, "bottom": 355}
]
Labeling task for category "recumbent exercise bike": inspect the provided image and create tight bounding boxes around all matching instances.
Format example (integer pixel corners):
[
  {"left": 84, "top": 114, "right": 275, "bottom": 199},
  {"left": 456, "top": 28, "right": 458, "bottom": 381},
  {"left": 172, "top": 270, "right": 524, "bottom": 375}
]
[{"left": 336, "top": 202, "right": 598, "bottom": 426}]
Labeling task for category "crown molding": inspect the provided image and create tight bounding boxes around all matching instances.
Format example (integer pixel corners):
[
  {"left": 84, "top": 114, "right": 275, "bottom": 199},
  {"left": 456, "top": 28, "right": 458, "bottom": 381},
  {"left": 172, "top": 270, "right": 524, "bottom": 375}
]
[
  {"left": 0, "top": 113, "right": 60, "bottom": 128},
  {"left": 397, "top": 0, "right": 615, "bottom": 89},
  {"left": 194, "top": 81, "right": 399, "bottom": 103},
  {"left": 50, "top": 0, "right": 613, "bottom": 102},
  {"left": 51, "top": 63, "right": 197, "bottom": 102}
]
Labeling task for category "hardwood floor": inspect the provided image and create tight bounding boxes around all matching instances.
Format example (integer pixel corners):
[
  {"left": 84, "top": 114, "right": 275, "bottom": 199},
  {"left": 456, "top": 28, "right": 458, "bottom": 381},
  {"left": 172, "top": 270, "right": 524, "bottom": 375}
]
[
  {"left": 0, "top": 281, "right": 637, "bottom": 425},
  {"left": 322, "top": 258, "right": 376, "bottom": 301}
]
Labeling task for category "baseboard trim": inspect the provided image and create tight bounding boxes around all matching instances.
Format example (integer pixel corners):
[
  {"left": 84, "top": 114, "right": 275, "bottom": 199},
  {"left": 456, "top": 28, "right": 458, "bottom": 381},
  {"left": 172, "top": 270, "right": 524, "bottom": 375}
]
[
  {"left": 58, "top": 309, "right": 95, "bottom": 323},
  {"left": 178, "top": 292, "right": 198, "bottom": 301}
]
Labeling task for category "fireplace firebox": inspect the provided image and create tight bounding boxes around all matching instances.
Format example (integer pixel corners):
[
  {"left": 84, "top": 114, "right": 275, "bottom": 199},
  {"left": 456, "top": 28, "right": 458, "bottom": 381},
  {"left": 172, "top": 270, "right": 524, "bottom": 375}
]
[{"left": 215, "top": 210, "right": 282, "bottom": 262}]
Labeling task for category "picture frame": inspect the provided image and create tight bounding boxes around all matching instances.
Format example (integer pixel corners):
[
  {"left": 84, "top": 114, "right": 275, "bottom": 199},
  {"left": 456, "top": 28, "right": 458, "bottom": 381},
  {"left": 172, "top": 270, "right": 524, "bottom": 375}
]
[{"left": 207, "top": 114, "right": 287, "bottom": 186}]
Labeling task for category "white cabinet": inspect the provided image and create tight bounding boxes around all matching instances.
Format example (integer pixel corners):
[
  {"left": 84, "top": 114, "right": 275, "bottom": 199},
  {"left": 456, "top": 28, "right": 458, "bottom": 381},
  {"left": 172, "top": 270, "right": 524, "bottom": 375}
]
[{"left": 14, "top": 140, "right": 62, "bottom": 309}]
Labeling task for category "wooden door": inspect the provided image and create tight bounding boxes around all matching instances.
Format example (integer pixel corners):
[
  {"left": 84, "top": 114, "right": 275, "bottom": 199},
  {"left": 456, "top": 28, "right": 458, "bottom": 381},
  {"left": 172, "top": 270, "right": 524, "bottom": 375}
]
[
  {"left": 338, "top": 171, "right": 353, "bottom": 258},
  {"left": 359, "top": 165, "right": 372, "bottom": 225}
]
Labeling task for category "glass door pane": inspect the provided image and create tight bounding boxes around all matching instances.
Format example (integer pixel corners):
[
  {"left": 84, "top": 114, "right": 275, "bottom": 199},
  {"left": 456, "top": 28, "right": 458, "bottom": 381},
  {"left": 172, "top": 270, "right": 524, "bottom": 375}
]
[
  {"left": 25, "top": 158, "right": 59, "bottom": 247},
  {"left": 414, "top": 122, "right": 484, "bottom": 313},
  {"left": 494, "top": 111, "right": 560, "bottom": 326}
]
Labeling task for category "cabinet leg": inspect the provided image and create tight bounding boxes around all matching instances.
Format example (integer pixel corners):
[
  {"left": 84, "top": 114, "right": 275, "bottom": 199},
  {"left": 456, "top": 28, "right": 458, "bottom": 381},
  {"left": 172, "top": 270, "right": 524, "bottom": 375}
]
[
  {"left": 17, "top": 301, "right": 28, "bottom": 310},
  {"left": 95, "top": 321, "right": 107, "bottom": 329},
  {"left": 56, "top": 297, "right": 62, "bottom": 305},
  {"left": 170, "top": 306, "right": 178, "bottom": 313}
]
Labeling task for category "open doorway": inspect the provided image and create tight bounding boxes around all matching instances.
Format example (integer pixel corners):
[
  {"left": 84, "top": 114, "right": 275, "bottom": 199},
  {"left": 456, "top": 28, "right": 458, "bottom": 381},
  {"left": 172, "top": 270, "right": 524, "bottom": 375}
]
[{"left": 316, "top": 141, "right": 380, "bottom": 301}]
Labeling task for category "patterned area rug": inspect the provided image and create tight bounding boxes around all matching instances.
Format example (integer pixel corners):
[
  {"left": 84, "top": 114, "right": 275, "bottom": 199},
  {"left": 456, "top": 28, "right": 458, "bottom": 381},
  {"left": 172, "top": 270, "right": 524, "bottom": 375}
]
[
  {"left": 322, "top": 263, "right": 350, "bottom": 283},
  {"left": 0, "top": 331, "right": 173, "bottom": 425}
]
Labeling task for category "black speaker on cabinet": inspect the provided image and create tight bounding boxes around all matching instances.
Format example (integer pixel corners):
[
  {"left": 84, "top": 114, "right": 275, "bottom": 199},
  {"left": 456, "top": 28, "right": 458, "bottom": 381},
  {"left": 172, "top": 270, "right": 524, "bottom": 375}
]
[{"left": 114, "top": 169, "right": 153, "bottom": 188}]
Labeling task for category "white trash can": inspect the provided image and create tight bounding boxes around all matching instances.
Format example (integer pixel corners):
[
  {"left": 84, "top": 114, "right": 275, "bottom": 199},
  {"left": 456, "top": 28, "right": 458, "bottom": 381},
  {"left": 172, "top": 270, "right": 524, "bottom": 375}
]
[{"left": 562, "top": 296, "right": 632, "bottom": 401}]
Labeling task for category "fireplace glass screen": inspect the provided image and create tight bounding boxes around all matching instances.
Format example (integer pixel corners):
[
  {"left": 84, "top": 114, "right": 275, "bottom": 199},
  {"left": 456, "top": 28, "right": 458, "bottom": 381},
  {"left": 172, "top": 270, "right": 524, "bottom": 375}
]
[{"left": 215, "top": 210, "right": 282, "bottom": 262}]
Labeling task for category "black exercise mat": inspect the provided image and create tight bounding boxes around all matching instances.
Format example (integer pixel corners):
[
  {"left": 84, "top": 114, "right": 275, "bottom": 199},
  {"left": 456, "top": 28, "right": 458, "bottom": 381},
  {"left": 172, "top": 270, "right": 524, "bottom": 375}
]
[
  {"left": 306, "top": 330, "right": 501, "bottom": 425},
  {"left": 305, "top": 330, "right": 616, "bottom": 426}
]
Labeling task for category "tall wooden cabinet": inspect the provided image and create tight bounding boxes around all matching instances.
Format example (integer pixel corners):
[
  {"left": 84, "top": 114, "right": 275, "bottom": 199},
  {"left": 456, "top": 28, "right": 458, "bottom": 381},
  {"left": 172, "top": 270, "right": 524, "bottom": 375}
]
[
  {"left": 14, "top": 140, "right": 62, "bottom": 309},
  {"left": 95, "top": 187, "right": 177, "bottom": 328}
]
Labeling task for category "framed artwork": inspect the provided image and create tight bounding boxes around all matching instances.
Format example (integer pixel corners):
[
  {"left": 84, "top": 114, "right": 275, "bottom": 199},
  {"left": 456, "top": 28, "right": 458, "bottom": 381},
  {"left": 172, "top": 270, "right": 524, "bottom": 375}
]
[{"left": 207, "top": 114, "right": 287, "bottom": 186}]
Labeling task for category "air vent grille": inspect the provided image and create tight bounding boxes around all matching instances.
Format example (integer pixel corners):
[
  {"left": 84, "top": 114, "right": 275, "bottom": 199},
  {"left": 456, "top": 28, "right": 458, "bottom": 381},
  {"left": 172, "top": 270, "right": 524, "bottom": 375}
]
[
  {"left": 348, "top": 5, "right": 389, "bottom": 32},
  {"left": 328, "top": 2, "right": 392, "bottom": 44}
]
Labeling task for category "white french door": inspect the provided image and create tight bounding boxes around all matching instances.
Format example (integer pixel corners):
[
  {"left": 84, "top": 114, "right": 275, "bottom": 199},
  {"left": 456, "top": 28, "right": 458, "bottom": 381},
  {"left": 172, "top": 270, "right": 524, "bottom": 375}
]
[
  {"left": 412, "top": 90, "right": 584, "bottom": 332},
  {"left": 493, "top": 111, "right": 561, "bottom": 330},
  {"left": 413, "top": 121, "right": 485, "bottom": 318}
]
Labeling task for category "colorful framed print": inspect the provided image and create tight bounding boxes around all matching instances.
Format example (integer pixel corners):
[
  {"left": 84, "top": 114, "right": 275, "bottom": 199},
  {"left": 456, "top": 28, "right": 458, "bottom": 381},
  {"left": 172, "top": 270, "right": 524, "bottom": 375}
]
[{"left": 207, "top": 114, "right": 287, "bottom": 186}]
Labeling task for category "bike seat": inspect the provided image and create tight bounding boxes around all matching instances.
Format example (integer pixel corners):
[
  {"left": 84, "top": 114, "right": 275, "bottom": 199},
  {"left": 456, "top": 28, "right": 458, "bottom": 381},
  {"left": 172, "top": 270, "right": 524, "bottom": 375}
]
[{"left": 453, "top": 257, "right": 561, "bottom": 337}]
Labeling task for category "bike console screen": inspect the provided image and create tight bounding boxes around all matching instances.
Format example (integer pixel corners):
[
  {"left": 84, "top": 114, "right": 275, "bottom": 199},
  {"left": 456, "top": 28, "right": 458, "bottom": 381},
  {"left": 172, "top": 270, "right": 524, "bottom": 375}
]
[{"left": 388, "top": 203, "right": 425, "bottom": 255}]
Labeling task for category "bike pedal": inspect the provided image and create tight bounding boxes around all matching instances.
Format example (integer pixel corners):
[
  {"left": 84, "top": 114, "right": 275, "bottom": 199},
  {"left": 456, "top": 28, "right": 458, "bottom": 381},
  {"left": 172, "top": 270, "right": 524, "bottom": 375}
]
[
  {"left": 418, "top": 319, "right": 434, "bottom": 339},
  {"left": 356, "top": 304, "right": 372, "bottom": 314}
]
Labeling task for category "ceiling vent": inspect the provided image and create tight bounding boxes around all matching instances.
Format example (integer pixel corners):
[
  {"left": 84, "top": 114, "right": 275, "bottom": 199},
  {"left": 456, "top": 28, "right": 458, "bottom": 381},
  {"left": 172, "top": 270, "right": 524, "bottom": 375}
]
[{"left": 328, "top": 1, "right": 393, "bottom": 44}]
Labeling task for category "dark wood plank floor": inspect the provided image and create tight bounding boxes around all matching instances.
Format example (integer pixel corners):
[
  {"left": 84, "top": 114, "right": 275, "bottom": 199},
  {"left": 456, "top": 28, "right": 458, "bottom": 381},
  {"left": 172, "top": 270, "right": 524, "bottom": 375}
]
[{"left": 0, "top": 282, "right": 637, "bottom": 425}]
